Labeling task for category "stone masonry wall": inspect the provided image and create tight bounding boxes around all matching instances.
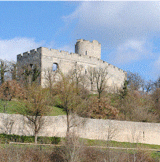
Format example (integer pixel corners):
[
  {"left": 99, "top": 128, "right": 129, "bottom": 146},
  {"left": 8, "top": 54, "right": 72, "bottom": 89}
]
[
  {"left": 17, "top": 48, "right": 42, "bottom": 84},
  {"left": 17, "top": 40, "right": 127, "bottom": 91},
  {"left": 0, "top": 113, "right": 160, "bottom": 145},
  {"left": 40, "top": 47, "right": 127, "bottom": 89}
]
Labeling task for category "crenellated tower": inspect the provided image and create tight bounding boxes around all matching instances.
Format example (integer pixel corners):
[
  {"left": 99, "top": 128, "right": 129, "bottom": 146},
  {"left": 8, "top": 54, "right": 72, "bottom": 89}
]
[{"left": 75, "top": 39, "right": 101, "bottom": 59}]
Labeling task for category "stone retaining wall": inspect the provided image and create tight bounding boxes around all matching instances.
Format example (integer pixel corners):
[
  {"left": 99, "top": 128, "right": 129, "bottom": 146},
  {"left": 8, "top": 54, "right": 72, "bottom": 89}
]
[{"left": 0, "top": 113, "right": 159, "bottom": 145}]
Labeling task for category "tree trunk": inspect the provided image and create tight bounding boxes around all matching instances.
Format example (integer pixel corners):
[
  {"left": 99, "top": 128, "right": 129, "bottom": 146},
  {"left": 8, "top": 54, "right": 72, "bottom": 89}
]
[
  {"left": 98, "top": 91, "right": 101, "bottom": 99},
  {"left": 66, "top": 111, "right": 70, "bottom": 135},
  {"left": 1, "top": 61, "right": 4, "bottom": 84},
  {"left": 35, "top": 132, "right": 38, "bottom": 144},
  {"left": 91, "top": 82, "right": 93, "bottom": 91}
]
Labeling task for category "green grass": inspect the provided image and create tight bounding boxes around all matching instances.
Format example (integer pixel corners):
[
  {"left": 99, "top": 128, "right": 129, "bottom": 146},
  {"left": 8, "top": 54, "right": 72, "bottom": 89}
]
[
  {"left": 82, "top": 138, "right": 160, "bottom": 150},
  {"left": 0, "top": 99, "right": 66, "bottom": 116},
  {"left": 1, "top": 133, "right": 160, "bottom": 151},
  {"left": 0, "top": 134, "right": 61, "bottom": 144},
  {"left": 0, "top": 100, "right": 19, "bottom": 114},
  {"left": 49, "top": 106, "right": 66, "bottom": 116}
]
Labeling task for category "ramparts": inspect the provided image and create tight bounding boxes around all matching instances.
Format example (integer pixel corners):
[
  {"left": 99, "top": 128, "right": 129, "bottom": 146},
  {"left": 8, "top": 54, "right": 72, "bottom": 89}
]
[{"left": 0, "top": 113, "right": 160, "bottom": 145}]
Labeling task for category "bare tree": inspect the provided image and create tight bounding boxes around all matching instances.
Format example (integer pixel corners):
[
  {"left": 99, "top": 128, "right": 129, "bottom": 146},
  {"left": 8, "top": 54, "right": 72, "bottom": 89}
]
[
  {"left": 61, "top": 132, "right": 84, "bottom": 162},
  {"left": 94, "top": 66, "right": 108, "bottom": 99},
  {"left": 0, "top": 60, "right": 8, "bottom": 84},
  {"left": 154, "top": 76, "right": 160, "bottom": 89},
  {"left": 0, "top": 80, "right": 24, "bottom": 101},
  {"left": 55, "top": 72, "right": 82, "bottom": 134},
  {"left": 18, "top": 64, "right": 40, "bottom": 88},
  {"left": 127, "top": 71, "right": 144, "bottom": 91},
  {"left": 106, "top": 120, "right": 118, "bottom": 162},
  {"left": 10, "top": 63, "right": 17, "bottom": 80},
  {"left": 144, "top": 80, "right": 153, "bottom": 92},
  {"left": 44, "top": 68, "right": 58, "bottom": 96},
  {"left": 16, "top": 84, "right": 50, "bottom": 143},
  {"left": 70, "top": 63, "right": 84, "bottom": 93},
  {"left": 87, "top": 67, "right": 95, "bottom": 91}
]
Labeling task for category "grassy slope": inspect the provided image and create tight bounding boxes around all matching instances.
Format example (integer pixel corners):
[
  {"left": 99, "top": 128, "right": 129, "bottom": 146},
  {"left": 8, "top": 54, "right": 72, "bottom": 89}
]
[{"left": 0, "top": 100, "right": 66, "bottom": 116}]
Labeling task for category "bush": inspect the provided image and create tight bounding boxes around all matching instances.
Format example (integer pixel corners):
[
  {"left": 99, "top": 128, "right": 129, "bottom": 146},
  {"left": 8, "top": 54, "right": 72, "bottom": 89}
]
[{"left": 0, "top": 133, "right": 61, "bottom": 144}]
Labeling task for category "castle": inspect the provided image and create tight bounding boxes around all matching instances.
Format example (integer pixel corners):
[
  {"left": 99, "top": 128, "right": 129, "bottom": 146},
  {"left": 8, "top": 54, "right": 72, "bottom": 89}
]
[{"left": 17, "top": 39, "right": 127, "bottom": 92}]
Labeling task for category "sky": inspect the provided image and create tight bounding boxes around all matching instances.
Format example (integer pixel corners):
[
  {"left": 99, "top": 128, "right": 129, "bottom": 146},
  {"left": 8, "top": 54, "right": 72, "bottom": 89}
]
[{"left": 0, "top": 1, "right": 160, "bottom": 81}]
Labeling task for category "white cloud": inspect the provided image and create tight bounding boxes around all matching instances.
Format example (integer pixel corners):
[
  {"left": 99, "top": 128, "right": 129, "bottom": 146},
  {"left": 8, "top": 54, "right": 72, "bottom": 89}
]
[
  {"left": 153, "top": 56, "right": 160, "bottom": 78},
  {"left": 63, "top": 2, "right": 160, "bottom": 48},
  {"left": 0, "top": 37, "right": 44, "bottom": 61},
  {"left": 110, "top": 39, "right": 153, "bottom": 65},
  {"left": 63, "top": 1, "right": 160, "bottom": 68}
]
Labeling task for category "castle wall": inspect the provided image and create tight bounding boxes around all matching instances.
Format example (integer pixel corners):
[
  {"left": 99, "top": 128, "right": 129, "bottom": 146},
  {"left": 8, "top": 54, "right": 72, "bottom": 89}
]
[
  {"left": 17, "top": 48, "right": 42, "bottom": 84},
  {"left": 40, "top": 47, "right": 126, "bottom": 90},
  {"left": 16, "top": 40, "right": 127, "bottom": 91},
  {"left": 1, "top": 113, "right": 160, "bottom": 145}
]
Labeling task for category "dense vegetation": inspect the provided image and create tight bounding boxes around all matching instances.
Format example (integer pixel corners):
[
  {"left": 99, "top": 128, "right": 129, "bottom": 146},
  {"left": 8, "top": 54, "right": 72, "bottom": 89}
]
[{"left": 0, "top": 60, "right": 160, "bottom": 161}]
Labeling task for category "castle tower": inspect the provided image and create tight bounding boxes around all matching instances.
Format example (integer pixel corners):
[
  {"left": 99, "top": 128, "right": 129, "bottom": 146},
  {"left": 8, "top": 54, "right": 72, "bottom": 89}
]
[{"left": 75, "top": 39, "right": 101, "bottom": 59}]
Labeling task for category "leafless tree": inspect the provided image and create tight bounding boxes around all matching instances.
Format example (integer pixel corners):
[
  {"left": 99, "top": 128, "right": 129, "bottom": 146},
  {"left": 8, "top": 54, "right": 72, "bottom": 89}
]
[
  {"left": 55, "top": 72, "right": 84, "bottom": 135},
  {"left": 94, "top": 66, "right": 108, "bottom": 99},
  {"left": 0, "top": 60, "right": 17, "bottom": 84},
  {"left": 154, "top": 76, "right": 160, "bottom": 89},
  {"left": 44, "top": 68, "right": 59, "bottom": 96},
  {"left": 127, "top": 71, "right": 144, "bottom": 91},
  {"left": 106, "top": 120, "right": 118, "bottom": 162},
  {"left": 16, "top": 84, "right": 50, "bottom": 143},
  {"left": 87, "top": 67, "right": 95, "bottom": 91},
  {"left": 70, "top": 63, "right": 84, "bottom": 92},
  {"left": 61, "top": 132, "right": 84, "bottom": 162},
  {"left": 0, "top": 60, "right": 8, "bottom": 84},
  {"left": 144, "top": 80, "right": 153, "bottom": 92}
]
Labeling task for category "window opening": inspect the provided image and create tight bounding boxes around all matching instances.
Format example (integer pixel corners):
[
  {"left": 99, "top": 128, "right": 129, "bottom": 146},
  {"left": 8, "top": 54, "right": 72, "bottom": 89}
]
[{"left": 52, "top": 63, "right": 58, "bottom": 71}]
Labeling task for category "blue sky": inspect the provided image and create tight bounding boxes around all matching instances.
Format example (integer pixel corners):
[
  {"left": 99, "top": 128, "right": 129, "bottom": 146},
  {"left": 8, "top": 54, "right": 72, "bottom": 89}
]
[{"left": 0, "top": 1, "right": 160, "bottom": 81}]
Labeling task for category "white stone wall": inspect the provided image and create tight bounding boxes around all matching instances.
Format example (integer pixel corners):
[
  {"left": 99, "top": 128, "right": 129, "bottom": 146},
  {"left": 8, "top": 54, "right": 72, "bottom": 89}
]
[
  {"left": 17, "top": 40, "right": 127, "bottom": 91},
  {"left": 40, "top": 47, "right": 126, "bottom": 90},
  {"left": 1, "top": 113, "right": 160, "bottom": 145}
]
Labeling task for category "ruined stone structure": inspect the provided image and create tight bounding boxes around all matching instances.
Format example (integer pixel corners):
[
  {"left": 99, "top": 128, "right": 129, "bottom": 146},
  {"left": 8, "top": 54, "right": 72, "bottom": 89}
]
[{"left": 17, "top": 39, "right": 127, "bottom": 91}]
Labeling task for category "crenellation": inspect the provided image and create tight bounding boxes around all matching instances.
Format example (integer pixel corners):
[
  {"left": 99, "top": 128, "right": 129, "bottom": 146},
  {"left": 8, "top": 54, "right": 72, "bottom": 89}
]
[
  {"left": 60, "top": 51, "right": 69, "bottom": 55},
  {"left": 17, "top": 54, "right": 22, "bottom": 58},
  {"left": 50, "top": 48, "right": 59, "bottom": 53},
  {"left": 30, "top": 49, "right": 37, "bottom": 54},
  {"left": 17, "top": 39, "right": 126, "bottom": 90}
]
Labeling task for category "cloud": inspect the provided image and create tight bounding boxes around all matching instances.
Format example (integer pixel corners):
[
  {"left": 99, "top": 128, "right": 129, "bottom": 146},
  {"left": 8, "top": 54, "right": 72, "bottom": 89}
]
[
  {"left": 0, "top": 37, "right": 44, "bottom": 61},
  {"left": 63, "top": 1, "right": 160, "bottom": 76},
  {"left": 110, "top": 39, "right": 153, "bottom": 65},
  {"left": 63, "top": 2, "right": 160, "bottom": 48},
  {"left": 153, "top": 56, "right": 160, "bottom": 78}
]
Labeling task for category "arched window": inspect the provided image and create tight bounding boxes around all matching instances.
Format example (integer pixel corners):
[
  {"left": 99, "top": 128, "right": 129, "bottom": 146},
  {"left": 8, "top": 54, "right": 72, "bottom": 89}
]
[{"left": 52, "top": 63, "right": 58, "bottom": 71}]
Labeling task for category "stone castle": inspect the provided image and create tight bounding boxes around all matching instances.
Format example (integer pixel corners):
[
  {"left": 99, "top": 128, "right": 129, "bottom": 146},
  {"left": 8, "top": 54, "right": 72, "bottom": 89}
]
[{"left": 17, "top": 39, "right": 127, "bottom": 91}]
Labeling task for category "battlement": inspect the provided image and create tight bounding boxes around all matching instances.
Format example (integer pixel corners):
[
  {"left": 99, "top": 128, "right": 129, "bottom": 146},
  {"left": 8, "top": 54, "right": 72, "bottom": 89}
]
[
  {"left": 16, "top": 39, "right": 126, "bottom": 91},
  {"left": 17, "top": 45, "right": 125, "bottom": 74},
  {"left": 17, "top": 47, "right": 42, "bottom": 61},
  {"left": 76, "top": 39, "right": 100, "bottom": 45},
  {"left": 40, "top": 47, "right": 125, "bottom": 73}
]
